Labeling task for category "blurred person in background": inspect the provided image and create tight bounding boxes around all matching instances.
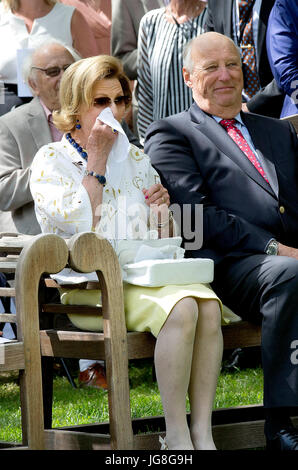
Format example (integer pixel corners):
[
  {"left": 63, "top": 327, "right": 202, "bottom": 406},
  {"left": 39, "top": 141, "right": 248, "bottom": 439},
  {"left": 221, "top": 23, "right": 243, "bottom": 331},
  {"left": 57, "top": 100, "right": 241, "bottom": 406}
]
[
  {"left": 205, "top": 0, "right": 285, "bottom": 118},
  {"left": 266, "top": 0, "right": 298, "bottom": 118},
  {"left": 137, "top": 0, "right": 207, "bottom": 142},
  {"left": 111, "top": 0, "right": 166, "bottom": 136},
  {"left": 62, "top": 0, "right": 111, "bottom": 54},
  {"left": 0, "top": 0, "right": 97, "bottom": 115},
  {"left": 111, "top": 0, "right": 166, "bottom": 81}
]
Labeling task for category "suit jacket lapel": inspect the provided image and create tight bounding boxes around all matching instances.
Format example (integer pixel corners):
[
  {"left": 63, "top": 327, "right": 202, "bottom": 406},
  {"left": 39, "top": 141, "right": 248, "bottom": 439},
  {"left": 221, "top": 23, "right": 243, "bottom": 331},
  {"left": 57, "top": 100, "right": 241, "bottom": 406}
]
[
  {"left": 241, "top": 112, "right": 279, "bottom": 197},
  {"left": 26, "top": 97, "right": 52, "bottom": 149},
  {"left": 189, "top": 104, "right": 276, "bottom": 197}
]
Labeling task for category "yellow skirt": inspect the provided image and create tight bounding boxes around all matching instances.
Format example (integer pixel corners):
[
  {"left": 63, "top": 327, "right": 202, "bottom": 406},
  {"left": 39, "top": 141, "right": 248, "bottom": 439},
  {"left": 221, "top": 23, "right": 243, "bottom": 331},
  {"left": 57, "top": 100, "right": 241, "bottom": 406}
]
[{"left": 60, "top": 282, "right": 239, "bottom": 338}]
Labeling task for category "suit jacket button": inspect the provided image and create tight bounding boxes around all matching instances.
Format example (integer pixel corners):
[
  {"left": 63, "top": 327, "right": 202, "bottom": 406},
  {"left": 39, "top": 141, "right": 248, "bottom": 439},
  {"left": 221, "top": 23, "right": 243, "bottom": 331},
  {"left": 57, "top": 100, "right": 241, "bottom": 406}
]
[{"left": 279, "top": 206, "right": 285, "bottom": 214}]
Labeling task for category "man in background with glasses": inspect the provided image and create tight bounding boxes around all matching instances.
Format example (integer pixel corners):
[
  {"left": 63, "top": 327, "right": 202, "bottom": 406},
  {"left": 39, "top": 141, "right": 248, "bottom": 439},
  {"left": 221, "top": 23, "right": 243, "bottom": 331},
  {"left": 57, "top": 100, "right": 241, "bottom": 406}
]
[{"left": 0, "top": 41, "right": 76, "bottom": 235}]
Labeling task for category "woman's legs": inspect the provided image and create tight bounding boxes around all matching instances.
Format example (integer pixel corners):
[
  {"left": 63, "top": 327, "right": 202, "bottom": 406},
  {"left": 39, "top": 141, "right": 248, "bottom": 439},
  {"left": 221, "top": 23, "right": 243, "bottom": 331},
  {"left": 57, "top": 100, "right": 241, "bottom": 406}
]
[
  {"left": 188, "top": 300, "right": 223, "bottom": 449},
  {"left": 154, "top": 297, "right": 198, "bottom": 450},
  {"left": 154, "top": 297, "right": 223, "bottom": 450}
]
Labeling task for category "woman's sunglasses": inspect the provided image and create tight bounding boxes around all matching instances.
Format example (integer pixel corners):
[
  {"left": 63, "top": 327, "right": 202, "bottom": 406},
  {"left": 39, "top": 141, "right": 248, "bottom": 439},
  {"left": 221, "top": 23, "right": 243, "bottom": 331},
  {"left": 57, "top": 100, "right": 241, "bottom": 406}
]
[{"left": 93, "top": 96, "right": 131, "bottom": 107}]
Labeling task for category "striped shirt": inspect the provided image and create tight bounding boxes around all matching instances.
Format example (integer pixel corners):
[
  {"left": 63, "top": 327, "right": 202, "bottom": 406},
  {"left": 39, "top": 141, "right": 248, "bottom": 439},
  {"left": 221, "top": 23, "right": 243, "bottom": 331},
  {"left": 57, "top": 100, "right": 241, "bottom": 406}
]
[{"left": 137, "top": 7, "right": 207, "bottom": 141}]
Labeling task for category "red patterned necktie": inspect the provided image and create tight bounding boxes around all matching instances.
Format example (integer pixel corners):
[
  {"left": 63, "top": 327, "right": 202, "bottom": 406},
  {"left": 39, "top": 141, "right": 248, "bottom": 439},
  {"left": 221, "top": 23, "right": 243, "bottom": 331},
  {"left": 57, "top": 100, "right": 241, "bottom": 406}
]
[
  {"left": 220, "top": 119, "right": 269, "bottom": 183},
  {"left": 238, "top": 0, "right": 260, "bottom": 98}
]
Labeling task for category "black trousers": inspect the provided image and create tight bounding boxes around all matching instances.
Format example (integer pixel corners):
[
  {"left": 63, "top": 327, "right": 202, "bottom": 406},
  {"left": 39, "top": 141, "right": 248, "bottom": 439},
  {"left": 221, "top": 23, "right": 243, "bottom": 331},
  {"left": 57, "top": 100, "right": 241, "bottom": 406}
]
[{"left": 212, "top": 254, "right": 298, "bottom": 408}]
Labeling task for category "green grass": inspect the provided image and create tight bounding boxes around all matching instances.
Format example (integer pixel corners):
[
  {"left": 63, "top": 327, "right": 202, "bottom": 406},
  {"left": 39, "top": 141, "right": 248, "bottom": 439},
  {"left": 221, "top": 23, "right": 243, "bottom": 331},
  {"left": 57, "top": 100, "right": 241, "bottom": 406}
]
[{"left": 0, "top": 360, "right": 263, "bottom": 444}]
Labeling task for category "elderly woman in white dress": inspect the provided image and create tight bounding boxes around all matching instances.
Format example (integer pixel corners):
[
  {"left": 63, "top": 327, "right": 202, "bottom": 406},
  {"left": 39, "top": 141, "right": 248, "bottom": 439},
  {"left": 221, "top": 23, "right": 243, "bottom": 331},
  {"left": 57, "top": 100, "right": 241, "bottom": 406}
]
[{"left": 30, "top": 55, "right": 225, "bottom": 450}]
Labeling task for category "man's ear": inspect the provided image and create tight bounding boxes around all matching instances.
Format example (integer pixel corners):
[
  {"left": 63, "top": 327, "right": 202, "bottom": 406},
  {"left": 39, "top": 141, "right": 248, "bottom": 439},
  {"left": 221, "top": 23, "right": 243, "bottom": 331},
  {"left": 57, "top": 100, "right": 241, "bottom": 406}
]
[
  {"left": 182, "top": 67, "right": 193, "bottom": 88},
  {"left": 28, "top": 77, "right": 38, "bottom": 96}
]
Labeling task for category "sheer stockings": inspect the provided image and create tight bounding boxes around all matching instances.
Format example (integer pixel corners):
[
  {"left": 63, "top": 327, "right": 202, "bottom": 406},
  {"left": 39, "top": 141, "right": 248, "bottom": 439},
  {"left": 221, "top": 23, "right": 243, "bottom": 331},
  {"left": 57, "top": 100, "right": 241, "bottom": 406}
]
[{"left": 154, "top": 297, "right": 223, "bottom": 450}]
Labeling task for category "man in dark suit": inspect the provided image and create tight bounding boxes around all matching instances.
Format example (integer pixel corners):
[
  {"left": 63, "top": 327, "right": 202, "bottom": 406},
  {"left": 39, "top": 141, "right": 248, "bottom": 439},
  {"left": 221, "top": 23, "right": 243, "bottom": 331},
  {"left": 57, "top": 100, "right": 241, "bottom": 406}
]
[
  {"left": 145, "top": 32, "right": 298, "bottom": 450},
  {"left": 205, "top": 0, "right": 284, "bottom": 118}
]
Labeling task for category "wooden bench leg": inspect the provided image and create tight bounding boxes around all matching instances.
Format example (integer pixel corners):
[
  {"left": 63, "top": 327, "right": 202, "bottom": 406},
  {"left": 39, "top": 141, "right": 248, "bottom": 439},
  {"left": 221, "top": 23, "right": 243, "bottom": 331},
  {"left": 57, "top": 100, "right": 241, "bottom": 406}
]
[
  {"left": 42, "top": 356, "right": 54, "bottom": 429},
  {"left": 15, "top": 234, "right": 69, "bottom": 449}
]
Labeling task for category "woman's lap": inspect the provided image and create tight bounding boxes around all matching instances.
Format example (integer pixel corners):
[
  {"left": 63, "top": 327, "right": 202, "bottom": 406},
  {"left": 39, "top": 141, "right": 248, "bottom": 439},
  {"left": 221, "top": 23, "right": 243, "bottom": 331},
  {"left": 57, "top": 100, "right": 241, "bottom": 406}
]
[{"left": 60, "top": 282, "right": 225, "bottom": 336}]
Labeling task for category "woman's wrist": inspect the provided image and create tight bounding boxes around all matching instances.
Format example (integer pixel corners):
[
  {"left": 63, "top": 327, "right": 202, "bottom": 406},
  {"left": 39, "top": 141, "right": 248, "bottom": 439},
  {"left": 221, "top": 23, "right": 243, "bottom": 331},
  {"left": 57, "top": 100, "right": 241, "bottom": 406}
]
[
  {"left": 86, "top": 155, "right": 107, "bottom": 182},
  {"left": 84, "top": 169, "right": 106, "bottom": 186},
  {"left": 157, "top": 210, "right": 174, "bottom": 228},
  {"left": 150, "top": 209, "right": 174, "bottom": 238}
]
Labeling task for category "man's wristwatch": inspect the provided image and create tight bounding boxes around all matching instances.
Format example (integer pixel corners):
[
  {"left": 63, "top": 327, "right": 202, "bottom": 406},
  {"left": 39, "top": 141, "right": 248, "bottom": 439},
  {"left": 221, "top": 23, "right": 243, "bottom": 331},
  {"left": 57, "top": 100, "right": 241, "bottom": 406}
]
[{"left": 266, "top": 239, "right": 279, "bottom": 256}]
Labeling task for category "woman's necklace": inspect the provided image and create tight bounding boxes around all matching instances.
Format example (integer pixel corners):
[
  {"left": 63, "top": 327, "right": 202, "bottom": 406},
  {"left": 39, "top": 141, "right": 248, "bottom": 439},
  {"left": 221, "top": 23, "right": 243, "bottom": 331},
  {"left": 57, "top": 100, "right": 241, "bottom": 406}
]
[
  {"left": 66, "top": 132, "right": 107, "bottom": 186},
  {"left": 66, "top": 133, "right": 88, "bottom": 160}
]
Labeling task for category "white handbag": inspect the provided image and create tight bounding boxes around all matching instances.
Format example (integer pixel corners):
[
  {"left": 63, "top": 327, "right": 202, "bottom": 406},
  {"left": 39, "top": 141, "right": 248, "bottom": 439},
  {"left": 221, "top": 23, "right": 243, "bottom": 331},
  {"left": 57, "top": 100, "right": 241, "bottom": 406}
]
[
  {"left": 118, "top": 237, "right": 214, "bottom": 287},
  {"left": 123, "top": 257, "right": 214, "bottom": 287}
]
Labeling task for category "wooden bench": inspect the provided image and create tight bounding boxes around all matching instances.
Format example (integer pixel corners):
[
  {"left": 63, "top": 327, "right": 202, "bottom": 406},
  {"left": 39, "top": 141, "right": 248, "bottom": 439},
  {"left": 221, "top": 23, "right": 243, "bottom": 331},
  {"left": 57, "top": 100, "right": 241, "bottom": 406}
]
[
  {"left": 0, "top": 233, "right": 32, "bottom": 449},
  {"left": 2, "top": 231, "right": 297, "bottom": 450}
]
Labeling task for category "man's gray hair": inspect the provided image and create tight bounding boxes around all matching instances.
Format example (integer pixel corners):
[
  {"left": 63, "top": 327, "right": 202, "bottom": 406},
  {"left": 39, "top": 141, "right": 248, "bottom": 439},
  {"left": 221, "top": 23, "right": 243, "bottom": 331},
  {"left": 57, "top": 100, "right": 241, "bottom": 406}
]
[
  {"left": 22, "top": 40, "right": 81, "bottom": 91},
  {"left": 183, "top": 34, "right": 242, "bottom": 73}
]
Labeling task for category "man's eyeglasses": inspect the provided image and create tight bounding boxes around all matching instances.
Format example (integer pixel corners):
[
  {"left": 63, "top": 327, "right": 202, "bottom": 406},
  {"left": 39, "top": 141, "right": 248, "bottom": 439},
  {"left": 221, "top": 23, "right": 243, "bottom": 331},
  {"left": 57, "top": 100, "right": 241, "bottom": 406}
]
[
  {"left": 93, "top": 96, "right": 131, "bottom": 107},
  {"left": 31, "top": 64, "right": 72, "bottom": 77}
]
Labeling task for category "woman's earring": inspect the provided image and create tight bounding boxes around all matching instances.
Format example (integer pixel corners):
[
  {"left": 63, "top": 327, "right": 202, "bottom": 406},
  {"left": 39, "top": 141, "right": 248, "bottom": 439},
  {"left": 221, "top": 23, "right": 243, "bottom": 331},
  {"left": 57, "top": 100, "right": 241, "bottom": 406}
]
[{"left": 75, "top": 119, "right": 81, "bottom": 129}]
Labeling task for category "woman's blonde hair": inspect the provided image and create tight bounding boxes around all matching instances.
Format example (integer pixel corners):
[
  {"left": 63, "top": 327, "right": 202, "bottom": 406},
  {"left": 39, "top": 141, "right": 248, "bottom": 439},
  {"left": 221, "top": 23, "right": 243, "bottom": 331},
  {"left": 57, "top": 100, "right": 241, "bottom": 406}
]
[
  {"left": 53, "top": 55, "right": 132, "bottom": 133},
  {"left": 3, "top": 0, "right": 56, "bottom": 12}
]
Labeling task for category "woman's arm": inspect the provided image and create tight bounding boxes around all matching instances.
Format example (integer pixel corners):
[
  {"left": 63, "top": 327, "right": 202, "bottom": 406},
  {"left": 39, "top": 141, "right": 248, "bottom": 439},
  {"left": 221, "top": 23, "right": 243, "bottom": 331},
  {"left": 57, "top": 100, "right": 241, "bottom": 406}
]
[{"left": 81, "top": 119, "right": 117, "bottom": 227}]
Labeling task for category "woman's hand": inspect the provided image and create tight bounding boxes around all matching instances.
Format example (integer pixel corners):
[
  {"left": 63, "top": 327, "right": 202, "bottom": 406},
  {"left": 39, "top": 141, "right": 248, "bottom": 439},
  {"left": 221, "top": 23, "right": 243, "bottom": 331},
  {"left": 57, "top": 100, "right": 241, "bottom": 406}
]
[
  {"left": 83, "top": 120, "right": 118, "bottom": 228},
  {"left": 86, "top": 119, "right": 118, "bottom": 171},
  {"left": 143, "top": 184, "right": 173, "bottom": 237},
  {"left": 142, "top": 183, "right": 170, "bottom": 207}
]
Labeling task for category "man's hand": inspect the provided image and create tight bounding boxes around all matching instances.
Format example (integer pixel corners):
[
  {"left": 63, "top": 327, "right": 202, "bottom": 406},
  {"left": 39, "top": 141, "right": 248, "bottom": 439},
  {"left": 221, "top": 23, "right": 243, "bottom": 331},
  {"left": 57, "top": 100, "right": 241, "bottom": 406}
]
[{"left": 278, "top": 242, "right": 298, "bottom": 260}]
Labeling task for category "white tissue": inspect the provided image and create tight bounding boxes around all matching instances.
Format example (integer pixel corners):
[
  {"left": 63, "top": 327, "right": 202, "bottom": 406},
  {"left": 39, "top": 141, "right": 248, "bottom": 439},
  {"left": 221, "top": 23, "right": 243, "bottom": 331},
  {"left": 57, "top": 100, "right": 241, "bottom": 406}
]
[
  {"left": 96, "top": 107, "right": 131, "bottom": 188},
  {"left": 96, "top": 107, "right": 130, "bottom": 164}
]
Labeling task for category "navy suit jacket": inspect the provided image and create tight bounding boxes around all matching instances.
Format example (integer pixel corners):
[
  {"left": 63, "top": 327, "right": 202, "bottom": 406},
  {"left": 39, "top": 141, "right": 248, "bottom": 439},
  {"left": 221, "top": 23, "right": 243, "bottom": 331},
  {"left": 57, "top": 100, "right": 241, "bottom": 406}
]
[
  {"left": 144, "top": 103, "right": 298, "bottom": 267},
  {"left": 205, "top": 0, "right": 284, "bottom": 117}
]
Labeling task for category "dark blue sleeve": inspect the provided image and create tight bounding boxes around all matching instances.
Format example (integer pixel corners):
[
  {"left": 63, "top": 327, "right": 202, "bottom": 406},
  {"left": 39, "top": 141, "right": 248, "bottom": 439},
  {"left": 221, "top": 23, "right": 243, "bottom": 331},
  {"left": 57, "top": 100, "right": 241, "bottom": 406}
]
[{"left": 266, "top": 0, "right": 298, "bottom": 99}]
